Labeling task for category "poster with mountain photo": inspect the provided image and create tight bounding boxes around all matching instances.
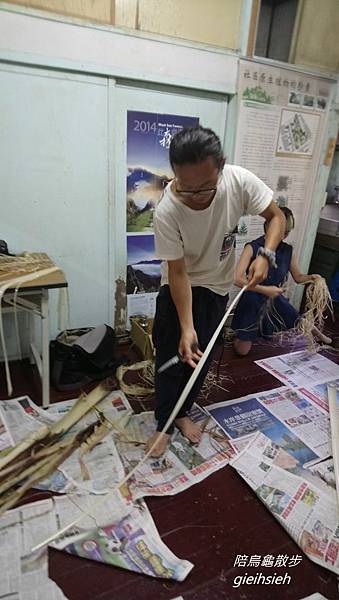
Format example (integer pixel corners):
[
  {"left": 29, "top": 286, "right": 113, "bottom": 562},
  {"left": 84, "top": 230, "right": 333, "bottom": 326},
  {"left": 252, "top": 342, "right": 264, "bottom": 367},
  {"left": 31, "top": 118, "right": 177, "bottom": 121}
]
[
  {"left": 127, "top": 234, "right": 161, "bottom": 294},
  {"left": 127, "top": 111, "right": 199, "bottom": 233}
]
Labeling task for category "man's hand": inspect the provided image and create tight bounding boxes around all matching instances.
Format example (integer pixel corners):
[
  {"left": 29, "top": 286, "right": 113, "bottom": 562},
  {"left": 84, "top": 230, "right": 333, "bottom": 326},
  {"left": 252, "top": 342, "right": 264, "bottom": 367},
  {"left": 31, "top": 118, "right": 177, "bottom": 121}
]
[
  {"left": 265, "top": 285, "right": 285, "bottom": 299},
  {"left": 300, "top": 273, "right": 322, "bottom": 284},
  {"left": 247, "top": 255, "right": 269, "bottom": 288},
  {"left": 179, "top": 329, "right": 203, "bottom": 368}
]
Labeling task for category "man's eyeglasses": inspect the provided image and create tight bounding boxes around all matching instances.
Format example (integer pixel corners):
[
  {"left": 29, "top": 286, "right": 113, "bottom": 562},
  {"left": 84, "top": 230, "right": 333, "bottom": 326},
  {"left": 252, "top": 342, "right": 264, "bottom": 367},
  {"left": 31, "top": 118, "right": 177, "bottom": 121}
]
[{"left": 174, "top": 175, "right": 221, "bottom": 199}]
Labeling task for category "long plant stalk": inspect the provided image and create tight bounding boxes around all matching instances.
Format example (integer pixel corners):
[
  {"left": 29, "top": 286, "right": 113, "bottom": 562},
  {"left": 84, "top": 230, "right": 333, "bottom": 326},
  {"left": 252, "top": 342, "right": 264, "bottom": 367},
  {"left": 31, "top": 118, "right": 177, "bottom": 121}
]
[
  {"left": 0, "top": 384, "right": 110, "bottom": 472},
  {"left": 0, "top": 385, "right": 114, "bottom": 517},
  {"left": 0, "top": 419, "right": 108, "bottom": 516}
]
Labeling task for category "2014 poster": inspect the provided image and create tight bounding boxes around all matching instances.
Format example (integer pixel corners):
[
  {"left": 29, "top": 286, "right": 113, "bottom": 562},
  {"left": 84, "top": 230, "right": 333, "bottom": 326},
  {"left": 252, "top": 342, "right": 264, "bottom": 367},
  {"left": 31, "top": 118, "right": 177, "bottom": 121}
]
[
  {"left": 126, "top": 111, "right": 199, "bottom": 315},
  {"left": 126, "top": 111, "right": 199, "bottom": 234}
]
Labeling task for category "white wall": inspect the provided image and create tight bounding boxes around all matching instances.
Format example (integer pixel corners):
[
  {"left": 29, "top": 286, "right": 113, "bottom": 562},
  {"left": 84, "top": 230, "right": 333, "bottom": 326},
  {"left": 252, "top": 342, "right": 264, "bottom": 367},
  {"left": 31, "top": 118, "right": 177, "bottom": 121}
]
[
  {"left": 0, "top": 9, "right": 235, "bottom": 357},
  {"left": 1, "top": 65, "right": 110, "bottom": 354}
]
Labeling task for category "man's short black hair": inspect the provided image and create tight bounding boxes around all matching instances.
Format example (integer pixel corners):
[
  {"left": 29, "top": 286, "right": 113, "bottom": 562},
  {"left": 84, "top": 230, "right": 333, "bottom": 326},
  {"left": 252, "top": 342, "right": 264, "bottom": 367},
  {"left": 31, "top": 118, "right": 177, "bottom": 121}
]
[{"left": 169, "top": 125, "right": 224, "bottom": 169}]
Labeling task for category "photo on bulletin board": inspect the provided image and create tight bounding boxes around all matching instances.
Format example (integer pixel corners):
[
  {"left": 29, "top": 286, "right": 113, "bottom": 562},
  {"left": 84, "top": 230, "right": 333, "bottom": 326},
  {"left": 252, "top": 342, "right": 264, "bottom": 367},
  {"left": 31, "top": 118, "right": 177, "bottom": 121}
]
[
  {"left": 126, "top": 234, "right": 161, "bottom": 294},
  {"left": 276, "top": 109, "right": 320, "bottom": 157},
  {"left": 126, "top": 111, "right": 199, "bottom": 233}
]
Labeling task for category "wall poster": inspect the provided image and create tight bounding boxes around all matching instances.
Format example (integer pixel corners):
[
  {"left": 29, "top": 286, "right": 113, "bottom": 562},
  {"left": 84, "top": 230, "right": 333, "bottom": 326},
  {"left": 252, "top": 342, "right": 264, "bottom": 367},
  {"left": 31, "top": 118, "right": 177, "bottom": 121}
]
[
  {"left": 126, "top": 111, "right": 199, "bottom": 323},
  {"left": 233, "top": 60, "right": 333, "bottom": 302}
]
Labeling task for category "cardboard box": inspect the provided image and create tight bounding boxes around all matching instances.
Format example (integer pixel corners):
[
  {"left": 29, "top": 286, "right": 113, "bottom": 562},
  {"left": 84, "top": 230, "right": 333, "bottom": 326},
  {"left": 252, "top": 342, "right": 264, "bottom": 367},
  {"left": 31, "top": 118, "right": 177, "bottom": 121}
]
[{"left": 130, "top": 317, "right": 154, "bottom": 361}]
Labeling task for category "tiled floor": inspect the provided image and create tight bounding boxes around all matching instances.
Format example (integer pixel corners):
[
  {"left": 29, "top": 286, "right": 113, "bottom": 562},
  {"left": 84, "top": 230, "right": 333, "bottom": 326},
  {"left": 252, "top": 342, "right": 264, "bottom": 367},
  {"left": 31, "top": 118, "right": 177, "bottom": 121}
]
[{"left": 1, "top": 331, "right": 339, "bottom": 599}]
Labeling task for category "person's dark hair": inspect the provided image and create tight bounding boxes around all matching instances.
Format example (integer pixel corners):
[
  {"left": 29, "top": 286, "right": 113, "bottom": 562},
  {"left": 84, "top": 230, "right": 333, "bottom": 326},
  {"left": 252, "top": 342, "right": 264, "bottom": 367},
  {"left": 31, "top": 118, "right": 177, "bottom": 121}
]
[
  {"left": 264, "top": 206, "right": 295, "bottom": 233},
  {"left": 280, "top": 206, "right": 295, "bottom": 230},
  {"left": 169, "top": 126, "right": 224, "bottom": 169}
]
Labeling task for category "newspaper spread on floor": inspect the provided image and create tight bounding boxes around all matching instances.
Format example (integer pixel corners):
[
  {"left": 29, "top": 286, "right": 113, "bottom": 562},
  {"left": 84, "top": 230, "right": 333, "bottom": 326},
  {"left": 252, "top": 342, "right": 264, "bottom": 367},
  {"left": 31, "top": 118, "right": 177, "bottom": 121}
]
[
  {"left": 51, "top": 491, "right": 193, "bottom": 580},
  {"left": 0, "top": 395, "right": 233, "bottom": 498},
  {"left": 4, "top": 372, "right": 336, "bottom": 584},
  {"left": 0, "top": 498, "right": 69, "bottom": 600},
  {"left": 41, "top": 394, "right": 127, "bottom": 494},
  {"left": 255, "top": 351, "right": 339, "bottom": 401},
  {"left": 0, "top": 410, "right": 11, "bottom": 453},
  {"left": 299, "top": 593, "right": 330, "bottom": 600},
  {"left": 0, "top": 395, "right": 56, "bottom": 447},
  {"left": 295, "top": 377, "right": 339, "bottom": 414},
  {"left": 255, "top": 352, "right": 339, "bottom": 438},
  {"left": 308, "top": 458, "right": 336, "bottom": 490},
  {"left": 0, "top": 388, "right": 235, "bottom": 501},
  {"left": 0, "top": 392, "right": 201, "bottom": 583},
  {"left": 0, "top": 490, "right": 193, "bottom": 583},
  {"left": 0, "top": 392, "right": 131, "bottom": 494},
  {"left": 115, "top": 404, "right": 234, "bottom": 497},
  {"left": 207, "top": 386, "right": 330, "bottom": 467},
  {"left": 230, "top": 431, "right": 339, "bottom": 575}
]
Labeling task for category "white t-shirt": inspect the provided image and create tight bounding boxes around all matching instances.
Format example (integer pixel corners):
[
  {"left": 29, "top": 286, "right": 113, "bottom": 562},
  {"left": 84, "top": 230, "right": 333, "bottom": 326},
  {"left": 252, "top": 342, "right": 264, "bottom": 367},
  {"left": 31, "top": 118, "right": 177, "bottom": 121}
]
[{"left": 154, "top": 164, "right": 273, "bottom": 295}]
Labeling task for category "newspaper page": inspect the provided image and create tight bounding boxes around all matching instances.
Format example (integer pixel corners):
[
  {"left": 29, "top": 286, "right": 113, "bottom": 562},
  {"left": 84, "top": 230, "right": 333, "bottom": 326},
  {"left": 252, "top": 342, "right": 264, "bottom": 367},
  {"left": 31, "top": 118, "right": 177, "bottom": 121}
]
[
  {"left": 46, "top": 391, "right": 133, "bottom": 441},
  {"left": 0, "top": 396, "right": 55, "bottom": 446},
  {"left": 231, "top": 433, "right": 339, "bottom": 575},
  {"left": 297, "top": 378, "right": 339, "bottom": 414},
  {"left": 0, "top": 410, "right": 11, "bottom": 453},
  {"left": 2, "top": 393, "right": 233, "bottom": 499},
  {"left": 229, "top": 437, "right": 252, "bottom": 454},
  {"left": 16, "top": 396, "right": 58, "bottom": 425},
  {"left": 207, "top": 387, "right": 328, "bottom": 466},
  {"left": 46, "top": 390, "right": 132, "bottom": 422},
  {"left": 256, "top": 387, "right": 330, "bottom": 458},
  {"left": 19, "top": 581, "right": 69, "bottom": 600},
  {"left": 0, "top": 498, "right": 68, "bottom": 599},
  {"left": 0, "top": 392, "right": 131, "bottom": 495},
  {"left": 300, "top": 594, "right": 329, "bottom": 600},
  {"left": 45, "top": 390, "right": 133, "bottom": 434},
  {"left": 0, "top": 393, "right": 194, "bottom": 583},
  {"left": 0, "top": 492, "right": 193, "bottom": 583},
  {"left": 1, "top": 394, "right": 232, "bottom": 499},
  {"left": 37, "top": 392, "right": 132, "bottom": 494},
  {"left": 116, "top": 405, "right": 234, "bottom": 498},
  {"left": 36, "top": 434, "right": 125, "bottom": 495},
  {"left": 255, "top": 351, "right": 339, "bottom": 391},
  {"left": 308, "top": 459, "right": 336, "bottom": 491},
  {"left": 51, "top": 492, "right": 193, "bottom": 581},
  {"left": 61, "top": 435, "right": 125, "bottom": 495}
]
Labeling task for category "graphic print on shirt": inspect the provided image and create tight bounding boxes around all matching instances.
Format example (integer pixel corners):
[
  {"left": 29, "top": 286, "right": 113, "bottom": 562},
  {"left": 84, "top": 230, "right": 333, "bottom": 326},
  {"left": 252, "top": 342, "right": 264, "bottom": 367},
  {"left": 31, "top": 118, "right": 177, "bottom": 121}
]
[{"left": 219, "top": 232, "right": 236, "bottom": 261}]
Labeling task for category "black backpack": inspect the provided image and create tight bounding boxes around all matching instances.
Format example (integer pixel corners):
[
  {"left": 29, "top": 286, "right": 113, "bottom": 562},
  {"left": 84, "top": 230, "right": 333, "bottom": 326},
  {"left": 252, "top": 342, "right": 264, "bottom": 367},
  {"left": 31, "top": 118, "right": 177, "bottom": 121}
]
[{"left": 50, "top": 325, "right": 123, "bottom": 391}]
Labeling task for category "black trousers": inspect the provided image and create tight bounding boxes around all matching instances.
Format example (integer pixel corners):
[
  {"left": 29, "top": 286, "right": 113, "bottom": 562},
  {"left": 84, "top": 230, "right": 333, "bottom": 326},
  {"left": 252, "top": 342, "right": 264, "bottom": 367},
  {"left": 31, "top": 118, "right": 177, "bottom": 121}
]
[{"left": 152, "top": 285, "right": 229, "bottom": 433}]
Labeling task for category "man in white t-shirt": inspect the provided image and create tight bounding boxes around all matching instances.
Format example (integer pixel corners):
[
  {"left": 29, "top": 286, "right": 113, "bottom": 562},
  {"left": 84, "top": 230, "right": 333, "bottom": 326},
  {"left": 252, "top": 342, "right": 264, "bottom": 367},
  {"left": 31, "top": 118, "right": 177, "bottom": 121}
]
[{"left": 147, "top": 126, "right": 285, "bottom": 456}]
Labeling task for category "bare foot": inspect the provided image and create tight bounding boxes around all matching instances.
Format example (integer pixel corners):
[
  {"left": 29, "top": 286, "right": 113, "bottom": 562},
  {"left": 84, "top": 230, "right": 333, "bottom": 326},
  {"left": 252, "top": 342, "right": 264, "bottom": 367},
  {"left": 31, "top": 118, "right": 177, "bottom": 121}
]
[
  {"left": 312, "top": 327, "right": 332, "bottom": 345},
  {"left": 175, "top": 416, "right": 202, "bottom": 444},
  {"left": 317, "top": 332, "right": 332, "bottom": 345},
  {"left": 145, "top": 431, "right": 171, "bottom": 457}
]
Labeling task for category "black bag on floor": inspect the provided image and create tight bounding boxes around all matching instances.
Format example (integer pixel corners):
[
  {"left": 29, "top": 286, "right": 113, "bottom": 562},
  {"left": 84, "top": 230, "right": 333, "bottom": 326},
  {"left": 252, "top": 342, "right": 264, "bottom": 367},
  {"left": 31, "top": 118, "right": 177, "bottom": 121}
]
[{"left": 50, "top": 325, "right": 121, "bottom": 391}]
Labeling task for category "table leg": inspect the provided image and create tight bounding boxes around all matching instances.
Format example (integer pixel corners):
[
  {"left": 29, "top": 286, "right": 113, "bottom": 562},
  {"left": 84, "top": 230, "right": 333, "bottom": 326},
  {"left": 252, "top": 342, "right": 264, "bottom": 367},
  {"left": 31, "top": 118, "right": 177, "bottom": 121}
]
[
  {"left": 28, "top": 306, "right": 35, "bottom": 365},
  {"left": 41, "top": 289, "right": 50, "bottom": 408}
]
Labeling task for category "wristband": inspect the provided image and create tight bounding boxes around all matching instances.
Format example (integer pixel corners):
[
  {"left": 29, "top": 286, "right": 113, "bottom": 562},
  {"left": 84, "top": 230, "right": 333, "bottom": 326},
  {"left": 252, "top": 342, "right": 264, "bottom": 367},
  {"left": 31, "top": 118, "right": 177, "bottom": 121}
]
[{"left": 257, "top": 246, "right": 277, "bottom": 269}]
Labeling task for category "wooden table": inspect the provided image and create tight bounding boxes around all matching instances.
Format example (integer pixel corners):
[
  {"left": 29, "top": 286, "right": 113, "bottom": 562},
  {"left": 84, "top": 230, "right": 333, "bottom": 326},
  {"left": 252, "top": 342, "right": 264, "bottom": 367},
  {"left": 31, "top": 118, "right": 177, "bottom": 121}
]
[{"left": 2, "top": 262, "right": 67, "bottom": 407}]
